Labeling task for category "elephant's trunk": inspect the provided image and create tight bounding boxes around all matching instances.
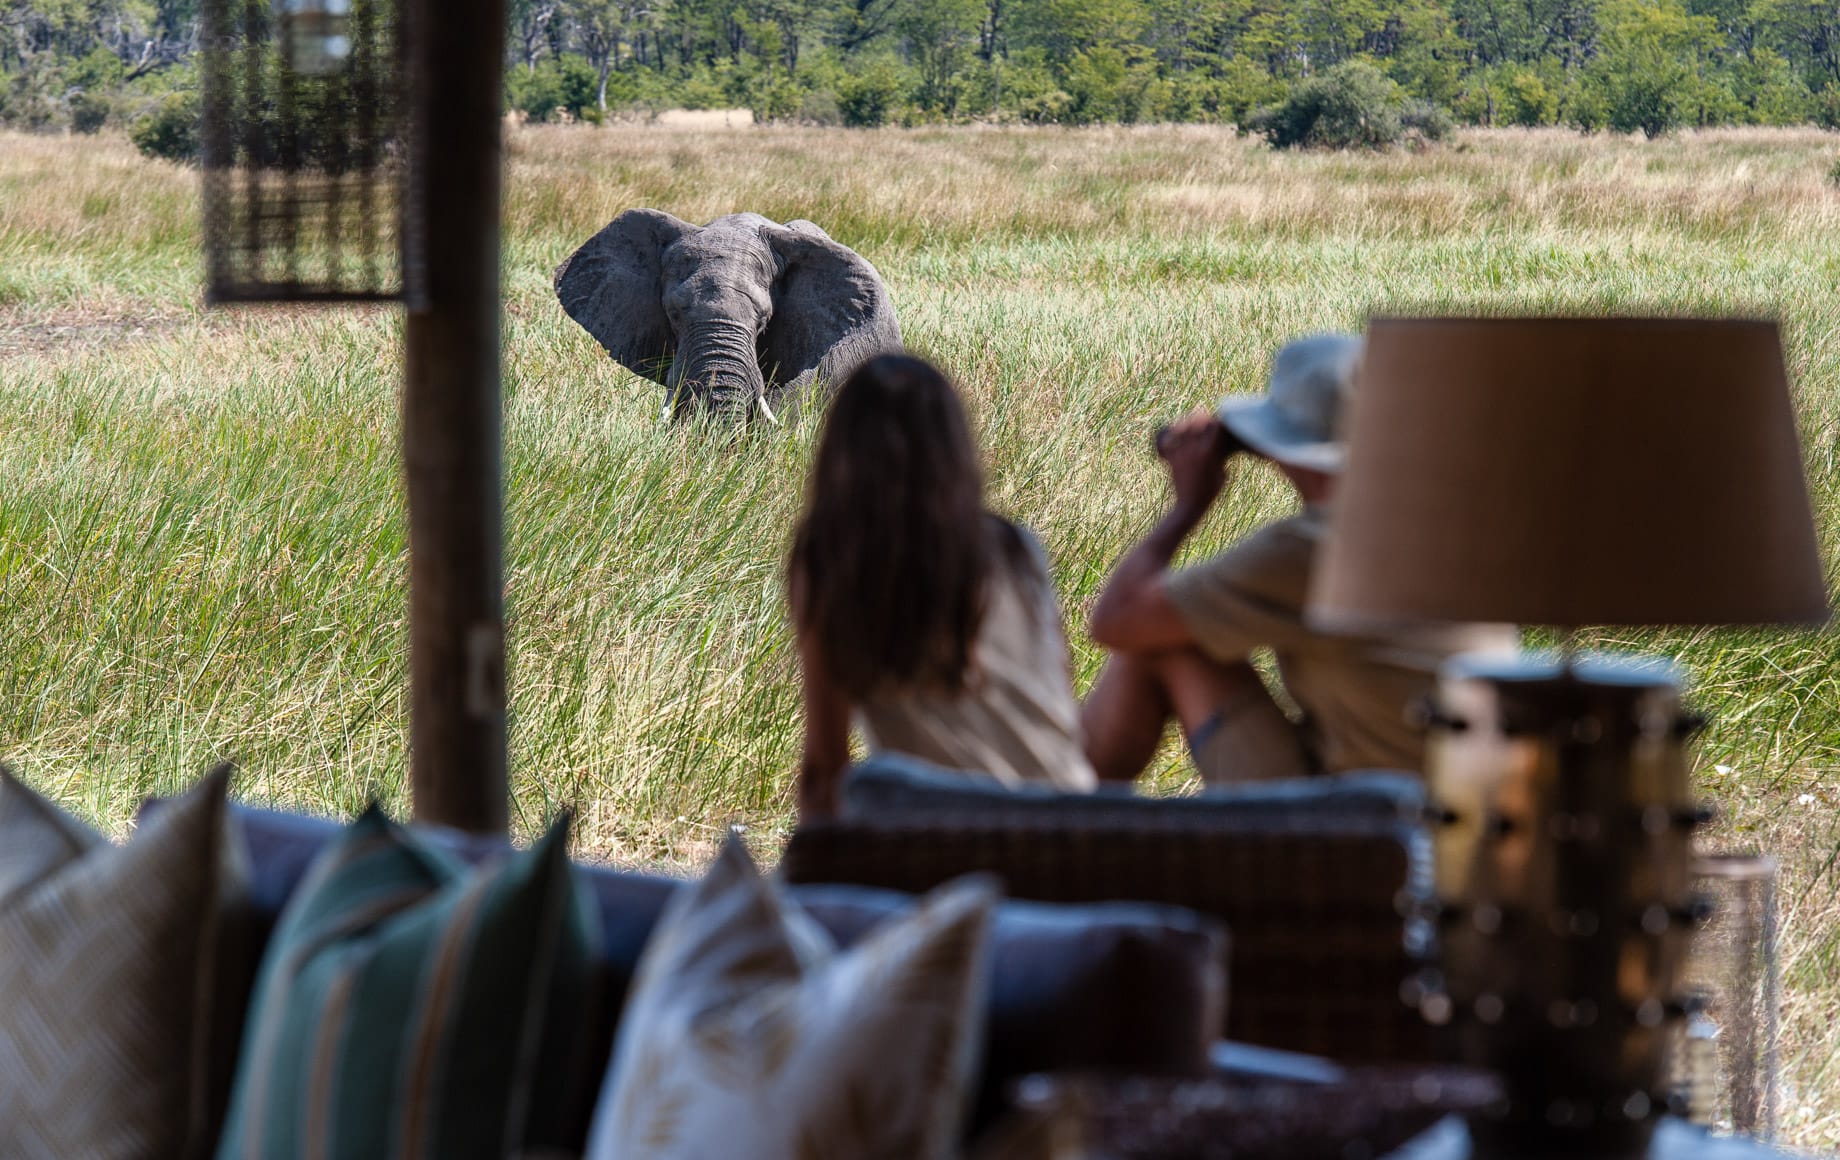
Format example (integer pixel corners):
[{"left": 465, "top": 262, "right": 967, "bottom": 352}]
[{"left": 667, "top": 321, "right": 767, "bottom": 422}]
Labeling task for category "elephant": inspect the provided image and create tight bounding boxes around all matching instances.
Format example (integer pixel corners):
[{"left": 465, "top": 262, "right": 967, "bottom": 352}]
[{"left": 553, "top": 210, "right": 902, "bottom": 422}]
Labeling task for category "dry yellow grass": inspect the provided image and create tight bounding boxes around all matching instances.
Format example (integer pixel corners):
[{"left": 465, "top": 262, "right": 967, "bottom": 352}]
[{"left": 3, "top": 123, "right": 1840, "bottom": 1145}]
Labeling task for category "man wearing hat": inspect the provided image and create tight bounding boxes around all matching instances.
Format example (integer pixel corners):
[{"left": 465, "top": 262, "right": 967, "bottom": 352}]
[{"left": 1082, "top": 334, "right": 1515, "bottom": 783}]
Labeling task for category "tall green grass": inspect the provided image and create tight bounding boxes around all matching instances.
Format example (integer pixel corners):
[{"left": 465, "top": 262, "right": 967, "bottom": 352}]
[{"left": 3, "top": 124, "right": 1839, "bottom": 1143}]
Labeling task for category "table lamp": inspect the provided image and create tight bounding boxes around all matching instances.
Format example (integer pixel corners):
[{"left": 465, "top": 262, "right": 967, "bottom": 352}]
[{"left": 1307, "top": 317, "right": 1828, "bottom": 1158}]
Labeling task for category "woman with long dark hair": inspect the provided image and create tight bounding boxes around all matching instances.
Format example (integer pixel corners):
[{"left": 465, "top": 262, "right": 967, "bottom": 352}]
[{"left": 788, "top": 355, "right": 1096, "bottom": 820}]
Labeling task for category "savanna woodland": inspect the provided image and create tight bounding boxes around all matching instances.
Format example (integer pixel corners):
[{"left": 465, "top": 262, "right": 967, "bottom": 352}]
[{"left": 11, "top": 0, "right": 1840, "bottom": 142}]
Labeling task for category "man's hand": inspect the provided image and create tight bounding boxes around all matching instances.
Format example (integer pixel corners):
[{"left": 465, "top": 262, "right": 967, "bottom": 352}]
[{"left": 1156, "top": 406, "right": 1234, "bottom": 517}]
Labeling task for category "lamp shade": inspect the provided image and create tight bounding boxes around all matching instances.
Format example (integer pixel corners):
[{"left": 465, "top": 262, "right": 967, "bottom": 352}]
[{"left": 1308, "top": 318, "right": 1829, "bottom": 630}]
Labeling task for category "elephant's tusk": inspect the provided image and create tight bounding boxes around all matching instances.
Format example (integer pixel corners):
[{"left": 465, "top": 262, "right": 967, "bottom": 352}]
[{"left": 757, "top": 394, "right": 780, "bottom": 426}]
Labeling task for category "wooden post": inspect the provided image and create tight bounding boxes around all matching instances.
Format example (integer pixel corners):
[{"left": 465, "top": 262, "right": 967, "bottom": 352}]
[{"left": 402, "top": 0, "right": 510, "bottom": 834}]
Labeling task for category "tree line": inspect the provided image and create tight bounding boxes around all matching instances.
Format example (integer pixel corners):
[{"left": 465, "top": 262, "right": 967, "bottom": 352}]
[
  {"left": 6, "top": 0, "right": 1840, "bottom": 144},
  {"left": 509, "top": 0, "right": 1840, "bottom": 135}
]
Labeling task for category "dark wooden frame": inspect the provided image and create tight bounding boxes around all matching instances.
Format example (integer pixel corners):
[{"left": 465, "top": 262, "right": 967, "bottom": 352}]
[{"left": 400, "top": 0, "right": 511, "bottom": 834}]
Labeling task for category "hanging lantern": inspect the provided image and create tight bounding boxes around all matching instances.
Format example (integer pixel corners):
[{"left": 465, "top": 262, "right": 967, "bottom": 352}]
[
  {"left": 278, "top": 0, "right": 354, "bottom": 76},
  {"left": 200, "top": 0, "right": 409, "bottom": 302}
]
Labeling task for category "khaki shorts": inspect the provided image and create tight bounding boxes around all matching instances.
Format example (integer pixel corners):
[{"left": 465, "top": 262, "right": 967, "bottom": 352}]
[{"left": 1187, "top": 695, "right": 1316, "bottom": 784}]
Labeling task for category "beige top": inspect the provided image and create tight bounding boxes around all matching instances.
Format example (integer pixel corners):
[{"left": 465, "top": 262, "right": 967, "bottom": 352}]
[
  {"left": 1166, "top": 507, "right": 1519, "bottom": 773},
  {"left": 857, "top": 526, "right": 1098, "bottom": 793}
]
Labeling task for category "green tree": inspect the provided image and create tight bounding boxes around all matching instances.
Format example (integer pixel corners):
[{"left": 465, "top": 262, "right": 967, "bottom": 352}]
[
  {"left": 1061, "top": 42, "right": 1166, "bottom": 120},
  {"left": 511, "top": 0, "right": 561, "bottom": 71},
  {"left": 1730, "top": 47, "right": 1809, "bottom": 122},
  {"left": 563, "top": 0, "right": 620, "bottom": 111},
  {"left": 894, "top": 0, "right": 981, "bottom": 113},
  {"left": 833, "top": 0, "right": 900, "bottom": 50},
  {"left": 1012, "top": 0, "right": 1151, "bottom": 59},
  {"left": 1588, "top": 0, "right": 1722, "bottom": 135},
  {"left": 1753, "top": 0, "right": 1840, "bottom": 88},
  {"left": 1383, "top": 0, "right": 1470, "bottom": 104}
]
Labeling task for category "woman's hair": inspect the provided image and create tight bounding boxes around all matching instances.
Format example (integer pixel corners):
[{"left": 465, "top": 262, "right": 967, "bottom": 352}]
[{"left": 789, "top": 354, "right": 1017, "bottom": 697}]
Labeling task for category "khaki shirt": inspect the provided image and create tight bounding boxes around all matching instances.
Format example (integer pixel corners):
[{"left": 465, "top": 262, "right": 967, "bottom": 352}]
[
  {"left": 1165, "top": 507, "right": 1518, "bottom": 774},
  {"left": 857, "top": 526, "right": 1098, "bottom": 793}
]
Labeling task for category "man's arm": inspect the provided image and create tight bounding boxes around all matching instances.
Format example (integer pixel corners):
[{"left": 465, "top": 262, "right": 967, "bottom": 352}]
[{"left": 1088, "top": 408, "right": 1235, "bottom": 652}]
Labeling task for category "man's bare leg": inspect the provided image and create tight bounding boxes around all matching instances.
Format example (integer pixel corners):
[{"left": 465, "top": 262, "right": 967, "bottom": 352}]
[
  {"left": 1082, "top": 647, "right": 1273, "bottom": 783},
  {"left": 1082, "top": 652, "right": 1174, "bottom": 783}
]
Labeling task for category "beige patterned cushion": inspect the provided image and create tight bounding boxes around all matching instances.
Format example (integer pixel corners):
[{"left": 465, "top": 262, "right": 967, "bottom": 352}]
[
  {"left": 588, "top": 838, "right": 995, "bottom": 1160},
  {"left": 0, "top": 767, "right": 239, "bottom": 1160}
]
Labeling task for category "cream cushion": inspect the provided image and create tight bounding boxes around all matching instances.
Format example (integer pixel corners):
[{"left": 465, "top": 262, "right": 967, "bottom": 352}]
[
  {"left": 0, "top": 766, "right": 239, "bottom": 1160},
  {"left": 587, "top": 838, "right": 994, "bottom": 1160}
]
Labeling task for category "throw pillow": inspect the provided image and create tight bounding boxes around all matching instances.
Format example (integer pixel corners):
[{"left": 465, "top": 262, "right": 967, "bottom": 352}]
[
  {"left": 587, "top": 838, "right": 995, "bottom": 1160},
  {"left": 214, "top": 807, "right": 595, "bottom": 1160},
  {"left": 0, "top": 765, "right": 241, "bottom": 1160}
]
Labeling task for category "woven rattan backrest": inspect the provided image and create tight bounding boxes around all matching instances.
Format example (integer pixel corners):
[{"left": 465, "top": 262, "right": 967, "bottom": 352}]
[{"left": 782, "top": 812, "right": 1440, "bottom": 1063}]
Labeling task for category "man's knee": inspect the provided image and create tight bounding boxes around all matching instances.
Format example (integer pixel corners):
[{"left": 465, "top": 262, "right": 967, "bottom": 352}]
[
  {"left": 1184, "top": 654, "right": 1263, "bottom": 694},
  {"left": 1114, "top": 643, "right": 1243, "bottom": 691},
  {"left": 1137, "top": 648, "right": 1262, "bottom": 723}
]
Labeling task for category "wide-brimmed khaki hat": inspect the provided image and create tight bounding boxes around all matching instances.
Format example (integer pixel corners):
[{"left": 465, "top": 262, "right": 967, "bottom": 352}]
[{"left": 1218, "top": 333, "right": 1363, "bottom": 474}]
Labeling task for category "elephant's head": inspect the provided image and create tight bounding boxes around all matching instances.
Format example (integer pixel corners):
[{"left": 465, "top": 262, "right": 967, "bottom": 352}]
[{"left": 553, "top": 210, "right": 901, "bottom": 422}]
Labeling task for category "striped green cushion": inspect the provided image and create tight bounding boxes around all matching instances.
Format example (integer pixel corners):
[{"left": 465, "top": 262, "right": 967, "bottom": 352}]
[{"left": 215, "top": 808, "right": 594, "bottom": 1160}]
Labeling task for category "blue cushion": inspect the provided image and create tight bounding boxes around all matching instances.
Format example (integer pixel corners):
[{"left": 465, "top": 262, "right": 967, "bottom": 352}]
[{"left": 841, "top": 750, "right": 1426, "bottom": 824}]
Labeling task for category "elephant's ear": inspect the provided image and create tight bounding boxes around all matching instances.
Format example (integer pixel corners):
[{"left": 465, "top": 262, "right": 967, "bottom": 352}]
[
  {"left": 760, "top": 225, "right": 902, "bottom": 397},
  {"left": 554, "top": 208, "right": 694, "bottom": 384}
]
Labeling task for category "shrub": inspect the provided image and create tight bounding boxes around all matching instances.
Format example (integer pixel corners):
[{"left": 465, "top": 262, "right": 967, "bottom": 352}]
[
  {"left": 1018, "top": 88, "right": 1073, "bottom": 124},
  {"left": 747, "top": 75, "right": 804, "bottom": 123},
  {"left": 1164, "top": 72, "right": 1232, "bottom": 123},
  {"left": 1399, "top": 98, "right": 1453, "bottom": 141},
  {"left": 991, "top": 53, "right": 1058, "bottom": 122},
  {"left": 1247, "top": 61, "right": 1447, "bottom": 150},
  {"left": 1600, "top": 67, "right": 1686, "bottom": 137},
  {"left": 1502, "top": 69, "right": 1559, "bottom": 126},
  {"left": 1828, "top": 157, "right": 1840, "bottom": 189},
  {"left": 673, "top": 69, "right": 729, "bottom": 111},
  {"left": 506, "top": 55, "right": 600, "bottom": 122},
  {"left": 130, "top": 91, "right": 200, "bottom": 163},
  {"left": 952, "top": 59, "right": 1001, "bottom": 119},
  {"left": 505, "top": 63, "right": 561, "bottom": 121},
  {"left": 796, "top": 88, "right": 843, "bottom": 126},
  {"left": 837, "top": 61, "right": 903, "bottom": 128},
  {"left": 1562, "top": 80, "right": 1608, "bottom": 132},
  {"left": 1815, "top": 83, "right": 1840, "bottom": 131},
  {"left": 2, "top": 61, "right": 62, "bottom": 131},
  {"left": 69, "top": 90, "right": 111, "bottom": 134}
]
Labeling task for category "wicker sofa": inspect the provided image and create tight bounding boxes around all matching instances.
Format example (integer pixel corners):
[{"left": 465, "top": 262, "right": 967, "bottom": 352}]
[
  {"left": 125, "top": 758, "right": 1440, "bottom": 1153},
  {"left": 783, "top": 755, "right": 1442, "bottom": 1065}
]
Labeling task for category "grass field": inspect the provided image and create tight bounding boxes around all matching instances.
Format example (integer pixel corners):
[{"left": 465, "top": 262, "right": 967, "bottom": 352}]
[{"left": 3, "top": 123, "right": 1840, "bottom": 1142}]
